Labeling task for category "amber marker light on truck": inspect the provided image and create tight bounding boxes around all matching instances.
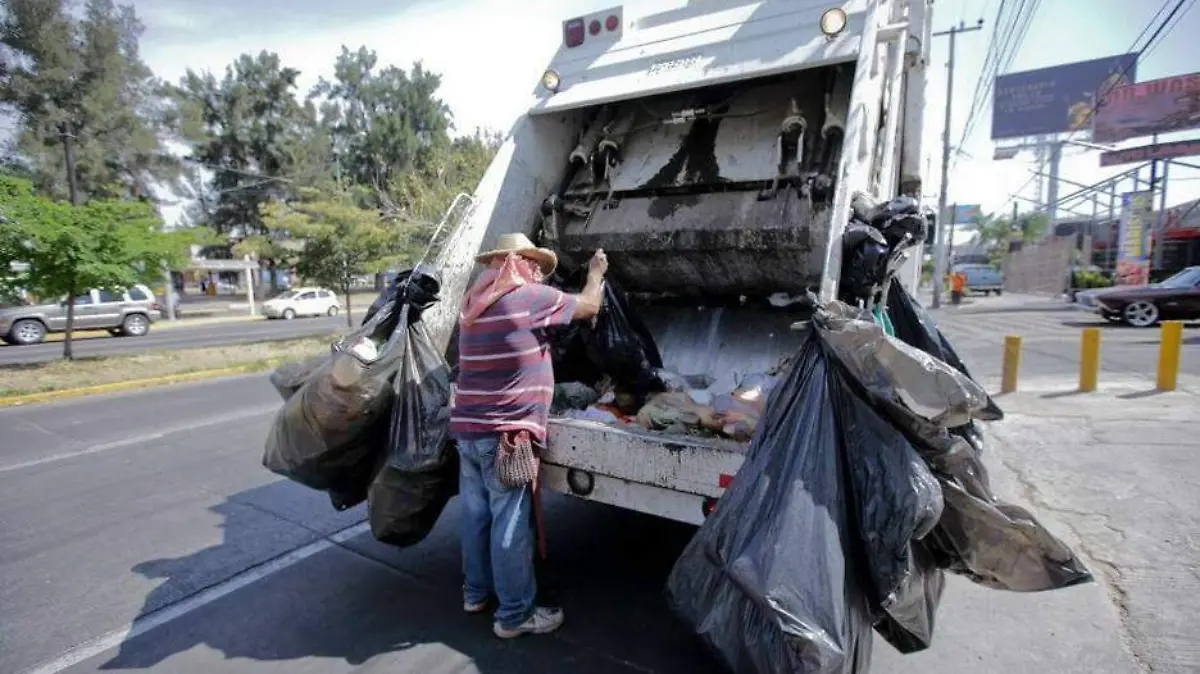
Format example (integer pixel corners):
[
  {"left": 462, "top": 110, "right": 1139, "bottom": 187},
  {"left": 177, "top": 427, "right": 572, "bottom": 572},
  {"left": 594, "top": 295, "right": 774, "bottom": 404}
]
[
  {"left": 541, "top": 69, "right": 562, "bottom": 93},
  {"left": 820, "top": 7, "right": 848, "bottom": 37}
]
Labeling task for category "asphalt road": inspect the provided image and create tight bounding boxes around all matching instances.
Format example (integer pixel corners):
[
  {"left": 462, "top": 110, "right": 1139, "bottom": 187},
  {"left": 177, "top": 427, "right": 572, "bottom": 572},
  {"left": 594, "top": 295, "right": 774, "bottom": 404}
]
[
  {"left": 0, "top": 374, "right": 1132, "bottom": 674},
  {"left": 0, "top": 316, "right": 346, "bottom": 366},
  {"left": 927, "top": 295, "right": 1200, "bottom": 391}
]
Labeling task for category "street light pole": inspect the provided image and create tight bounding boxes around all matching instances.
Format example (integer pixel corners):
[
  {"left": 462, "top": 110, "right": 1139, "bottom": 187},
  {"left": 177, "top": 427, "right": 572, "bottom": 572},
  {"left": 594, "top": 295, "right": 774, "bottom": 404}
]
[{"left": 931, "top": 19, "right": 983, "bottom": 309}]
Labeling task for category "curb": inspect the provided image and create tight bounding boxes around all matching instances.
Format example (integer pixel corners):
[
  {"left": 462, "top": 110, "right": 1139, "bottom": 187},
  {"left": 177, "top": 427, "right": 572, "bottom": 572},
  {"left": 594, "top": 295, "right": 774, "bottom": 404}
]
[
  {"left": 36, "top": 314, "right": 266, "bottom": 343},
  {"left": 0, "top": 362, "right": 278, "bottom": 408}
]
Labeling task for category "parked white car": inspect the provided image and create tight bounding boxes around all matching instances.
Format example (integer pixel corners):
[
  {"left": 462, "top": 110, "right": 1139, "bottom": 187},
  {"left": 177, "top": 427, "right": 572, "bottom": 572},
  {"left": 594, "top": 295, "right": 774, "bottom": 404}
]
[{"left": 262, "top": 287, "right": 341, "bottom": 320}]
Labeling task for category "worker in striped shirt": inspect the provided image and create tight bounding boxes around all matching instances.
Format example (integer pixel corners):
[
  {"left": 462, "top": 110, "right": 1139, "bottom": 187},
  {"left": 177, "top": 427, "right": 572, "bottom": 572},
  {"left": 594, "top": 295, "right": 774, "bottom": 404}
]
[{"left": 451, "top": 232, "right": 607, "bottom": 639}]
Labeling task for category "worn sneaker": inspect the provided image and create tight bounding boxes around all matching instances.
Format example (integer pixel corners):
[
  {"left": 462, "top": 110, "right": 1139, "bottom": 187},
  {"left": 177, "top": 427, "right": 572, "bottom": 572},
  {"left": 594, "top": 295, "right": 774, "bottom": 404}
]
[
  {"left": 493, "top": 607, "right": 565, "bottom": 639},
  {"left": 464, "top": 599, "right": 489, "bottom": 614}
]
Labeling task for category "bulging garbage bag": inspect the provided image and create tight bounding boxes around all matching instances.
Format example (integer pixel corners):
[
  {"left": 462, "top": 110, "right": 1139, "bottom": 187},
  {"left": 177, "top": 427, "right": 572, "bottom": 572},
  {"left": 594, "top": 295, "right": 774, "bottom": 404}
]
[
  {"left": 581, "top": 281, "right": 664, "bottom": 397},
  {"left": 886, "top": 284, "right": 1003, "bottom": 421},
  {"left": 368, "top": 307, "right": 458, "bottom": 547},
  {"left": 666, "top": 332, "right": 874, "bottom": 674},
  {"left": 262, "top": 292, "right": 407, "bottom": 508},
  {"left": 826, "top": 306, "right": 1093, "bottom": 594},
  {"left": 828, "top": 363, "right": 946, "bottom": 653},
  {"left": 268, "top": 355, "right": 329, "bottom": 401},
  {"left": 818, "top": 303, "right": 990, "bottom": 428}
]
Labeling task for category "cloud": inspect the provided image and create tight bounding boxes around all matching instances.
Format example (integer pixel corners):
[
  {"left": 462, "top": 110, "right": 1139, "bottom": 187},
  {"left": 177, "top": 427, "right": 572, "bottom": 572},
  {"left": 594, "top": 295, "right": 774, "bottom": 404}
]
[{"left": 134, "top": 0, "right": 604, "bottom": 135}]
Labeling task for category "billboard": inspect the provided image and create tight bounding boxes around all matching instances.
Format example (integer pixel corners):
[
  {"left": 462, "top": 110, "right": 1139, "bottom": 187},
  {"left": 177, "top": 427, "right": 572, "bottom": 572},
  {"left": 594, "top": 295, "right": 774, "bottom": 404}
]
[
  {"left": 1116, "top": 191, "right": 1153, "bottom": 286},
  {"left": 992, "top": 54, "right": 1138, "bottom": 139},
  {"left": 1099, "top": 138, "right": 1200, "bottom": 166},
  {"left": 948, "top": 204, "right": 982, "bottom": 224},
  {"left": 1092, "top": 72, "right": 1200, "bottom": 142}
]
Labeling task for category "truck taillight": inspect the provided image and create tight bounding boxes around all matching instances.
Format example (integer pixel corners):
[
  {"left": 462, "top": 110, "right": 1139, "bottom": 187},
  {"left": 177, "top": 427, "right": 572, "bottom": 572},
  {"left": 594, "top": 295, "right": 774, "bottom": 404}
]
[
  {"left": 605, "top": 14, "right": 619, "bottom": 31},
  {"left": 589, "top": 19, "right": 602, "bottom": 35},
  {"left": 564, "top": 17, "right": 585, "bottom": 47}
]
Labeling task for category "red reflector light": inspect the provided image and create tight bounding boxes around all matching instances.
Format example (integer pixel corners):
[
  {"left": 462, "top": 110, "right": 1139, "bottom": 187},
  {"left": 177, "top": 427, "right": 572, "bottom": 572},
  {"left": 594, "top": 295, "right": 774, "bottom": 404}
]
[
  {"left": 606, "top": 14, "right": 619, "bottom": 31},
  {"left": 718, "top": 473, "right": 734, "bottom": 489},
  {"left": 589, "top": 19, "right": 602, "bottom": 35},
  {"left": 564, "top": 18, "right": 585, "bottom": 47}
]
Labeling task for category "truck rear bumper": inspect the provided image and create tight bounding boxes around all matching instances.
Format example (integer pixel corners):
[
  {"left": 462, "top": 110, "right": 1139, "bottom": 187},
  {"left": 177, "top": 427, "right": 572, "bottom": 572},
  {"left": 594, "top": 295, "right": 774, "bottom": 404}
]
[
  {"left": 544, "top": 418, "right": 748, "bottom": 524},
  {"left": 541, "top": 464, "right": 713, "bottom": 526}
]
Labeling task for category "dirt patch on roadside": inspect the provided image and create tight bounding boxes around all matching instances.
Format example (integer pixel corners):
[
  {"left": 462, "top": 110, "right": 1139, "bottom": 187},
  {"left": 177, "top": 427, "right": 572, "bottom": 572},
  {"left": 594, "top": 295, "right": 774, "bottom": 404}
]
[{"left": 0, "top": 337, "right": 334, "bottom": 396}]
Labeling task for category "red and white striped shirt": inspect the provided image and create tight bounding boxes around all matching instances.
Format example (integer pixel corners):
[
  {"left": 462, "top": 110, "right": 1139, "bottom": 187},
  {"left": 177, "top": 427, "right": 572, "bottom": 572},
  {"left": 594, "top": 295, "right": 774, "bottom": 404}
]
[{"left": 450, "top": 284, "right": 578, "bottom": 442}]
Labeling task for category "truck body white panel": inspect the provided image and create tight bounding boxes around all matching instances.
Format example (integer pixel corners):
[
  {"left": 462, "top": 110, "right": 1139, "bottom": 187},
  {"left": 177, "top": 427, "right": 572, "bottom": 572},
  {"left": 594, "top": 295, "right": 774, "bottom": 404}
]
[
  {"left": 427, "top": 0, "right": 934, "bottom": 523},
  {"left": 532, "top": 0, "right": 869, "bottom": 114}
]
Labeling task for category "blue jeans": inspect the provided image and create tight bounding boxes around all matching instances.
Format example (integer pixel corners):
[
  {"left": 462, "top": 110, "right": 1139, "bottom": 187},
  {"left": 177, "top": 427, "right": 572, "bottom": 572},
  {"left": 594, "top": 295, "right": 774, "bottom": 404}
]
[{"left": 456, "top": 436, "right": 536, "bottom": 629}]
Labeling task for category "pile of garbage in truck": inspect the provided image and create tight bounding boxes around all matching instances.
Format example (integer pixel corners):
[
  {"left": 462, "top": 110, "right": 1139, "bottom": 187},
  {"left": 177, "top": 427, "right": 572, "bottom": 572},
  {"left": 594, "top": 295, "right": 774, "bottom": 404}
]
[{"left": 259, "top": 192, "right": 1092, "bottom": 674}]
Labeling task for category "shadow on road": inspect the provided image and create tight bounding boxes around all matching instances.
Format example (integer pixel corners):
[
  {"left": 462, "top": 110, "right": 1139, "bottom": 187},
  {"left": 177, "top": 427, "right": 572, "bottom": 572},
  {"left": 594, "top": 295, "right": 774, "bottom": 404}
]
[{"left": 99, "top": 482, "right": 720, "bottom": 673}]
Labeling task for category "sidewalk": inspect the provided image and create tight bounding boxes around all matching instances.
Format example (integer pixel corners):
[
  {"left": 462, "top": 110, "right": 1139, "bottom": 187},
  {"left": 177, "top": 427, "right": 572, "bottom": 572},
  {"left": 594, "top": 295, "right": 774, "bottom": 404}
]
[{"left": 969, "top": 382, "right": 1197, "bottom": 674}]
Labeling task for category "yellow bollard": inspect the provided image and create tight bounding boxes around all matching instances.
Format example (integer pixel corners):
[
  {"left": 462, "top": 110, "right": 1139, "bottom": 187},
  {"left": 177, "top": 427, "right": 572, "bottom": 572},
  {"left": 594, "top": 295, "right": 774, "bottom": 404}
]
[
  {"left": 1079, "top": 328, "right": 1101, "bottom": 392},
  {"left": 1157, "top": 321, "right": 1183, "bottom": 391},
  {"left": 1001, "top": 335, "right": 1022, "bottom": 393}
]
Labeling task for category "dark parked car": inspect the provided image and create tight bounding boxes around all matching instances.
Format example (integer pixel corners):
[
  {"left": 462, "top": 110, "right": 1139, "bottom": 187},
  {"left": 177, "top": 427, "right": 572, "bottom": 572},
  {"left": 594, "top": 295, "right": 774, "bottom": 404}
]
[{"left": 1075, "top": 266, "right": 1200, "bottom": 327}]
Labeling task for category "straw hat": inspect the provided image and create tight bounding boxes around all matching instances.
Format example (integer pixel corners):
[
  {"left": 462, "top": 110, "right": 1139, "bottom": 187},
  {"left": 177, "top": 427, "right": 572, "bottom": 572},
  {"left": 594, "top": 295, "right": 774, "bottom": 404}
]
[{"left": 475, "top": 232, "right": 558, "bottom": 275}]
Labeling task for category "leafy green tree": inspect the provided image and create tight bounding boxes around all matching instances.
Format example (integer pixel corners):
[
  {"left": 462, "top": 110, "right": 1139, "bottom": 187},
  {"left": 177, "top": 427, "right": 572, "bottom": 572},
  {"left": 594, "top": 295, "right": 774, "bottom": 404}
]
[
  {"left": 310, "top": 47, "right": 452, "bottom": 194},
  {"left": 169, "top": 51, "right": 330, "bottom": 291},
  {"left": 169, "top": 51, "right": 326, "bottom": 235},
  {"left": 260, "top": 186, "right": 411, "bottom": 326},
  {"left": 0, "top": 175, "right": 197, "bottom": 358},
  {"left": 1, "top": 0, "right": 180, "bottom": 201}
]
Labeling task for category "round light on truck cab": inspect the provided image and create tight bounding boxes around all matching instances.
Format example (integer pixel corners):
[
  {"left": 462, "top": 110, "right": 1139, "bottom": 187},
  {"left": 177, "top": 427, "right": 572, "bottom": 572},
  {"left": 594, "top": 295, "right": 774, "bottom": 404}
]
[
  {"left": 820, "top": 7, "right": 848, "bottom": 37},
  {"left": 541, "top": 69, "right": 562, "bottom": 93}
]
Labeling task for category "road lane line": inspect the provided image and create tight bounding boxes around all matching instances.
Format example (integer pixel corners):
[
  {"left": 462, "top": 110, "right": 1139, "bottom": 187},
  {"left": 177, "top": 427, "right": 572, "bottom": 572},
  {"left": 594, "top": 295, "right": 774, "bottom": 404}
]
[
  {"left": 18, "top": 520, "right": 371, "bottom": 674},
  {"left": 0, "top": 404, "right": 279, "bottom": 473}
]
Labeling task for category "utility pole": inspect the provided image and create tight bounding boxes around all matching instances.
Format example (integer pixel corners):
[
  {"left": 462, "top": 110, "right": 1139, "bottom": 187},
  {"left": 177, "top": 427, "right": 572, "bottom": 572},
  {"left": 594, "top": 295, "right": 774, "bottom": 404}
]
[
  {"left": 60, "top": 122, "right": 81, "bottom": 360},
  {"left": 932, "top": 19, "right": 983, "bottom": 309}
]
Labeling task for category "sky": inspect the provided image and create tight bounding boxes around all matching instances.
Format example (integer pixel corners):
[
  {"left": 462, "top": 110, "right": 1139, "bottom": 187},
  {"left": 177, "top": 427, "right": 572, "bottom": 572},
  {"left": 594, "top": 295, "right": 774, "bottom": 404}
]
[{"left": 49, "top": 0, "right": 1200, "bottom": 227}]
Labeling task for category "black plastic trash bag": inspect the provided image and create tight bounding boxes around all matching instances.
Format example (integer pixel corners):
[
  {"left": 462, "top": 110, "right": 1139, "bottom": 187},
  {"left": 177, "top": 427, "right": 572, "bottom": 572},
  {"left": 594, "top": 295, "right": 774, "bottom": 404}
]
[
  {"left": 580, "top": 281, "right": 663, "bottom": 396},
  {"left": 268, "top": 355, "right": 329, "bottom": 401},
  {"left": 826, "top": 359, "right": 946, "bottom": 652},
  {"left": 839, "top": 224, "right": 891, "bottom": 305},
  {"left": 886, "top": 284, "right": 1003, "bottom": 421},
  {"left": 262, "top": 295, "right": 406, "bottom": 505},
  {"left": 828, "top": 364, "right": 945, "bottom": 653},
  {"left": 834, "top": 332, "right": 1094, "bottom": 593},
  {"left": 666, "top": 333, "right": 873, "bottom": 674},
  {"left": 367, "top": 305, "right": 458, "bottom": 547}
]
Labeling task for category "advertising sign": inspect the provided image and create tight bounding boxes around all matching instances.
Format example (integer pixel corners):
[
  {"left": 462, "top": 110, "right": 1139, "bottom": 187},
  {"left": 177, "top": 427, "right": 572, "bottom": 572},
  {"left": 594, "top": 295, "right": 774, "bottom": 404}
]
[
  {"left": 992, "top": 54, "right": 1138, "bottom": 139},
  {"left": 1093, "top": 72, "right": 1200, "bottom": 143},
  {"left": 949, "top": 204, "right": 982, "bottom": 224},
  {"left": 1099, "top": 138, "right": 1200, "bottom": 166},
  {"left": 1116, "top": 191, "right": 1153, "bottom": 286}
]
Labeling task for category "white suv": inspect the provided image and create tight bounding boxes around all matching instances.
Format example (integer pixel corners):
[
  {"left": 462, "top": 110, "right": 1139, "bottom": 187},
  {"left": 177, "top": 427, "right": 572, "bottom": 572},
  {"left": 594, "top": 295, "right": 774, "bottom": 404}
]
[{"left": 262, "top": 287, "right": 341, "bottom": 320}]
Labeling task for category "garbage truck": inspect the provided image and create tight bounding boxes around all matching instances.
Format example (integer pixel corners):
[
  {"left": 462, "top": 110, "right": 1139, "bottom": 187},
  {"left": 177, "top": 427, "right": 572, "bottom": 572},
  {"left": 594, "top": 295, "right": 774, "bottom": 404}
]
[{"left": 421, "top": 0, "right": 936, "bottom": 525}]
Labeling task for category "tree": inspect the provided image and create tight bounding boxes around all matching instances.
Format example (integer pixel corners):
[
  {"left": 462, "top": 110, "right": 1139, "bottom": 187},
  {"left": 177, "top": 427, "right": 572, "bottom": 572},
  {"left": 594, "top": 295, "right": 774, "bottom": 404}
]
[
  {"left": 260, "top": 186, "right": 410, "bottom": 326},
  {"left": 169, "top": 51, "right": 329, "bottom": 292},
  {"left": 169, "top": 51, "right": 326, "bottom": 236},
  {"left": 0, "top": 175, "right": 196, "bottom": 358},
  {"left": 1, "top": 0, "right": 181, "bottom": 201},
  {"left": 311, "top": 47, "right": 452, "bottom": 195},
  {"left": 972, "top": 210, "right": 1052, "bottom": 266}
]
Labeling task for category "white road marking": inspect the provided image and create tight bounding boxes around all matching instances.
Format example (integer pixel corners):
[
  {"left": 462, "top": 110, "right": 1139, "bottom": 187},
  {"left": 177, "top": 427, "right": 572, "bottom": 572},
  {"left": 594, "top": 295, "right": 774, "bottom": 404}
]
[
  {"left": 19, "top": 520, "right": 371, "bottom": 674},
  {"left": 0, "top": 404, "right": 279, "bottom": 474}
]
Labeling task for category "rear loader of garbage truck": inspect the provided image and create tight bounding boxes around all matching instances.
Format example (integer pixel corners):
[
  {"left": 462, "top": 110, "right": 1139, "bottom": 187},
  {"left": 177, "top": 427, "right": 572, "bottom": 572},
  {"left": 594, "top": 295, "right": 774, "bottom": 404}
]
[{"left": 422, "top": 0, "right": 935, "bottom": 525}]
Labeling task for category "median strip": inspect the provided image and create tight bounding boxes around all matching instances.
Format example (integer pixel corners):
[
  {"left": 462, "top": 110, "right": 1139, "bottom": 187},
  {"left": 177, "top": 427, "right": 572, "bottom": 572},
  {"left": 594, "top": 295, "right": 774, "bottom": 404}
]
[{"left": 0, "top": 336, "right": 334, "bottom": 406}]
